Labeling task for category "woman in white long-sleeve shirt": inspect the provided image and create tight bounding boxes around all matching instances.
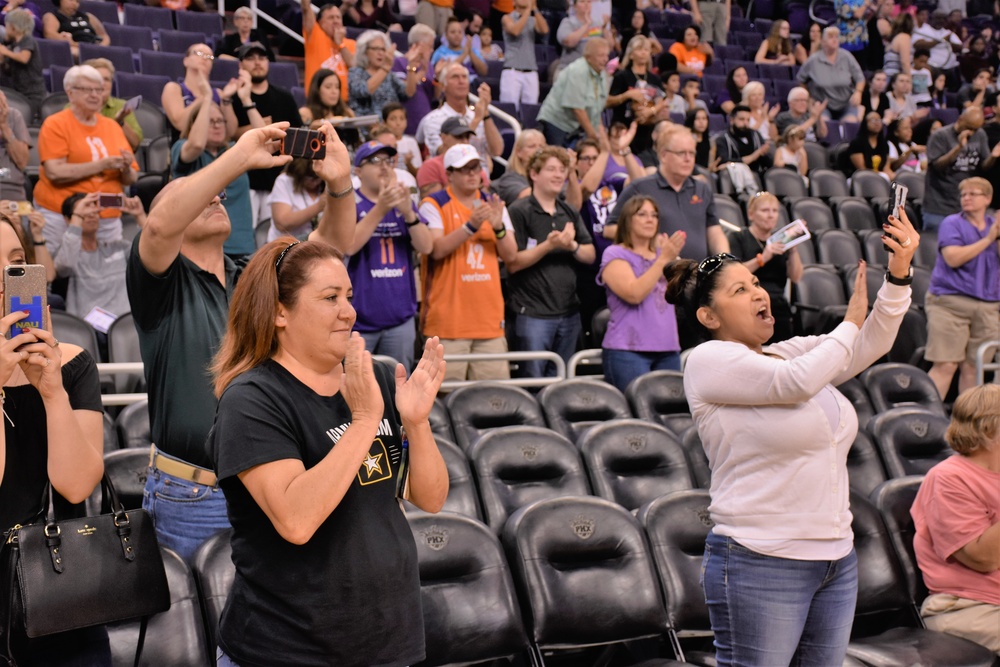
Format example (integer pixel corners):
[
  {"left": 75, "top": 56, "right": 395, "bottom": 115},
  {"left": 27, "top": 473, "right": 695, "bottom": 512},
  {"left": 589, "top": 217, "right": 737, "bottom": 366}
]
[{"left": 663, "top": 209, "right": 919, "bottom": 666}]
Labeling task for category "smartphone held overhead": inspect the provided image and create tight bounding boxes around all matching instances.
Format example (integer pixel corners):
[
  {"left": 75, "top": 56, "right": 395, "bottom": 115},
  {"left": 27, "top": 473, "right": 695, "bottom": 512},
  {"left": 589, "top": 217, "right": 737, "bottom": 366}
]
[
  {"left": 884, "top": 182, "right": 908, "bottom": 253},
  {"left": 3, "top": 264, "right": 49, "bottom": 336},
  {"left": 98, "top": 193, "right": 125, "bottom": 209},
  {"left": 280, "top": 128, "right": 326, "bottom": 160}
]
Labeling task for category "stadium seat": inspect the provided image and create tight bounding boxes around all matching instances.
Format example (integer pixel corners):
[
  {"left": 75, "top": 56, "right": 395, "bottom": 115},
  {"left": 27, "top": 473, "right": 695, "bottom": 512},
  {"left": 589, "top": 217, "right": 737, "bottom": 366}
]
[
  {"left": 860, "top": 228, "right": 889, "bottom": 264},
  {"left": 2, "top": 87, "right": 34, "bottom": 124},
  {"left": 802, "top": 140, "right": 828, "bottom": 171},
  {"left": 579, "top": 419, "right": 693, "bottom": 511},
  {"left": 51, "top": 309, "right": 101, "bottom": 362},
  {"left": 116, "top": 73, "right": 172, "bottom": 109},
  {"left": 538, "top": 378, "right": 631, "bottom": 443},
  {"left": 503, "top": 496, "right": 677, "bottom": 664},
  {"left": 637, "top": 489, "right": 716, "bottom": 662},
  {"left": 757, "top": 62, "right": 792, "bottom": 80},
  {"left": 78, "top": 43, "right": 135, "bottom": 74},
  {"left": 591, "top": 307, "right": 610, "bottom": 346},
  {"left": 107, "top": 549, "right": 210, "bottom": 667},
  {"left": 713, "top": 193, "right": 746, "bottom": 228},
  {"left": 191, "top": 529, "right": 234, "bottom": 666},
  {"left": 870, "top": 476, "right": 927, "bottom": 604},
  {"left": 115, "top": 399, "right": 151, "bottom": 450},
  {"left": 909, "top": 266, "right": 931, "bottom": 310},
  {"left": 809, "top": 168, "right": 849, "bottom": 199},
  {"left": 175, "top": 10, "right": 224, "bottom": 37},
  {"left": 846, "top": 492, "right": 996, "bottom": 667},
  {"left": 290, "top": 85, "right": 305, "bottom": 108},
  {"left": 428, "top": 397, "right": 454, "bottom": 442},
  {"left": 405, "top": 437, "right": 482, "bottom": 521},
  {"left": 268, "top": 61, "right": 300, "bottom": 91},
  {"left": 680, "top": 426, "right": 712, "bottom": 489},
  {"left": 815, "top": 228, "right": 862, "bottom": 267},
  {"left": 625, "top": 370, "right": 693, "bottom": 437},
  {"left": 37, "top": 38, "right": 73, "bottom": 69},
  {"left": 444, "top": 383, "right": 545, "bottom": 452},
  {"left": 139, "top": 49, "right": 186, "bottom": 80},
  {"left": 834, "top": 196, "right": 879, "bottom": 233},
  {"left": 717, "top": 166, "right": 761, "bottom": 198},
  {"left": 867, "top": 406, "right": 952, "bottom": 478},
  {"left": 141, "top": 134, "right": 172, "bottom": 175},
  {"left": 211, "top": 58, "right": 239, "bottom": 83},
  {"left": 886, "top": 307, "right": 928, "bottom": 365},
  {"left": 468, "top": 426, "right": 591, "bottom": 533},
  {"left": 39, "top": 92, "right": 69, "bottom": 122},
  {"left": 91, "top": 448, "right": 148, "bottom": 513},
  {"left": 893, "top": 170, "right": 925, "bottom": 205},
  {"left": 835, "top": 377, "right": 874, "bottom": 431},
  {"left": 860, "top": 363, "right": 946, "bottom": 417},
  {"left": 789, "top": 195, "right": 836, "bottom": 232},
  {"left": 912, "top": 229, "right": 936, "bottom": 268},
  {"left": 847, "top": 430, "right": 888, "bottom": 498},
  {"left": 103, "top": 411, "right": 119, "bottom": 453},
  {"left": 80, "top": 0, "right": 119, "bottom": 25},
  {"left": 791, "top": 265, "right": 847, "bottom": 334},
  {"left": 123, "top": 4, "right": 174, "bottom": 33},
  {"left": 159, "top": 30, "right": 210, "bottom": 54},
  {"left": 108, "top": 312, "right": 145, "bottom": 393},
  {"left": 102, "top": 24, "right": 156, "bottom": 53},
  {"left": 850, "top": 170, "right": 892, "bottom": 200},
  {"left": 407, "top": 512, "right": 529, "bottom": 666},
  {"left": 764, "top": 167, "right": 808, "bottom": 200},
  {"left": 842, "top": 261, "right": 887, "bottom": 300}
]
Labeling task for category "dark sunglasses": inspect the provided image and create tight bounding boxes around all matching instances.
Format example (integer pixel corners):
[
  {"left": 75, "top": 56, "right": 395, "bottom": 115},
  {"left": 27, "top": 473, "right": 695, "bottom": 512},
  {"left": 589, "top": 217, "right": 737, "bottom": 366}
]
[{"left": 697, "top": 253, "right": 738, "bottom": 276}]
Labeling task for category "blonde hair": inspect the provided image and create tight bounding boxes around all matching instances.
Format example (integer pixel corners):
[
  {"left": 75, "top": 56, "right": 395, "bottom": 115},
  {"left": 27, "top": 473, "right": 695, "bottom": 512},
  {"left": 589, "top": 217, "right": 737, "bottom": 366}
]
[
  {"left": 741, "top": 81, "right": 765, "bottom": 105},
  {"left": 656, "top": 125, "right": 695, "bottom": 152},
  {"left": 945, "top": 384, "right": 1000, "bottom": 456},
  {"left": 83, "top": 57, "right": 115, "bottom": 77},
  {"left": 746, "top": 191, "right": 779, "bottom": 218},
  {"left": 509, "top": 129, "right": 545, "bottom": 176},
  {"left": 621, "top": 34, "right": 651, "bottom": 69},
  {"left": 959, "top": 176, "right": 993, "bottom": 202},
  {"left": 779, "top": 124, "right": 806, "bottom": 146}
]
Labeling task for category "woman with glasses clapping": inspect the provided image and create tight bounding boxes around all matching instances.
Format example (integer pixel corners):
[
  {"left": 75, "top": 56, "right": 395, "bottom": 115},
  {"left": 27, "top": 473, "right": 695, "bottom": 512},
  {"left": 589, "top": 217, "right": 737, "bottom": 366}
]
[{"left": 664, "top": 208, "right": 920, "bottom": 665}]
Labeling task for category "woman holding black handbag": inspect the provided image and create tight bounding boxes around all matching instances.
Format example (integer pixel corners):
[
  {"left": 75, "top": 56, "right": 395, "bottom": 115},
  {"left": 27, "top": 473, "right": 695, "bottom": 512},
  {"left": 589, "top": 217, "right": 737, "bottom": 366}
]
[{"left": 0, "top": 211, "right": 108, "bottom": 666}]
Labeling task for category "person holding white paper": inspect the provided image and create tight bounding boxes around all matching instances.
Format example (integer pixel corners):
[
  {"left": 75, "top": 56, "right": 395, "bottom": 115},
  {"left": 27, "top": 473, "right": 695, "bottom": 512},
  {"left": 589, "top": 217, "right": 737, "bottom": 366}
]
[
  {"left": 53, "top": 191, "right": 143, "bottom": 328},
  {"left": 725, "top": 191, "right": 803, "bottom": 341}
]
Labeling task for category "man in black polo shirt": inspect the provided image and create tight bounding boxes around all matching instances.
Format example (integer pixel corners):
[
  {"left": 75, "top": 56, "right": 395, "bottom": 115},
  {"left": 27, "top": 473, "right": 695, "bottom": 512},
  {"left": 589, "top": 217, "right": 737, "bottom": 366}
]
[
  {"left": 230, "top": 42, "right": 304, "bottom": 229},
  {"left": 714, "top": 104, "right": 772, "bottom": 181},
  {"left": 507, "top": 146, "right": 595, "bottom": 378},
  {"left": 125, "top": 123, "right": 355, "bottom": 562},
  {"left": 610, "top": 124, "right": 729, "bottom": 262}
]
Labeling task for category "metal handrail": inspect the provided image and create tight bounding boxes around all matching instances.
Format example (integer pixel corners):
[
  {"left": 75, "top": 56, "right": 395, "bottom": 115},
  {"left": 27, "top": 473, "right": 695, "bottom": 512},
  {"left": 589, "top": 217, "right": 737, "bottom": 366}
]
[
  {"left": 976, "top": 340, "right": 999, "bottom": 386},
  {"left": 567, "top": 349, "right": 602, "bottom": 378},
  {"left": 440, "top": 351, "right": 564, "bottom": 391}
]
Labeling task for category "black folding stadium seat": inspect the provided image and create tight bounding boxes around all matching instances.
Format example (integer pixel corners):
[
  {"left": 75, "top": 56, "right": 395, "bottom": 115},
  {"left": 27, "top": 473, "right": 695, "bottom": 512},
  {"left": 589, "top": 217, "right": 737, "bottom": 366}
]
[
  {"left": 108, "top": 312, "right": 145, "bottom": 393},
  {"left": 867, "top": 407, "right": 952, "bottom": 478},
  {"left": 791, "top": 265, "right": 847, "bottom": 334},
  {"left": 428, "top": 397, "right": 454, "bottom": 442},
  {"left": 504, "top": 496, "right": 685, "bottom": 665},
  {"left": 103, "top": 411, "right": 119, "bottom": 453},
  {"left": 88, "top": 449, "right": 148, "bottom": 514},
  {"left": 836, "top": 378, "right": 875, "bottom": 431},
  {"left": 625, "top": 370, "right": 693, "bottom": 437},
  {"left": 51, "top": 310, "right": 101, "bottom": 362},
  {"left": 445, "top": 383, "right": 546, "bottom": 452},
  {"left": 846, "top": 430, "right": 888, "bottom": 497},
  {"left": 789, "top": 196, "right": 836, "bottom": 233},
  {"left": 860, "top": 363, "right": 946, "bottom": 416},
  {"left": 538, "top": 378, "right": 632, "bottom": 443},
  {"left": 834, "top": 197, "right": 879, "bottom": 233},
  {"left": 713, "top": 194, "right": 746, "bottom": 228},
  {"left": 579, "top": 419, "right": 693, "bottom": 511},
  {"left": 809, "top": 168, "right": 850, "bottom": 199},
  {"left": 870, "top": 476, "right": 927, "bottom": 604},
  {"left": 191, "top": 529, "right": 234, "bottom": 665},
  {"left": 764, "top": 167, "right": 808, "bottom": 200},
  {"left": 803, "top": 141, "right": 829, "bottom": 171},
  {"left": 115, "top": 398, "right": 151, "bottom": 450},
  {"left": 407, "top": 512, "right": 529, "bottom": 666},
  {"left": 405, "top": 438, "right": 482, "bottom": 521},
  {"left": 850, "top": 170, "right": 892, "bottom": 200},
  {"left": 815, "top": 229, "right": 862, "bottom": 267},
  {"left": 679, "top": 427, "right": 712, "bottom": 489},
  {"left": 468, "top": 426, "right": 591, "bottom": 533}
]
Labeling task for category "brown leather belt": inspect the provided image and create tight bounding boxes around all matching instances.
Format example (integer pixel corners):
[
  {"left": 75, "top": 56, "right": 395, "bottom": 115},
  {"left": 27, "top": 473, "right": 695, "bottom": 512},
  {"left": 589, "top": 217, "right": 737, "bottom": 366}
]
[{"left": 148, "top": 445, "right": 218, "bottom": 486}]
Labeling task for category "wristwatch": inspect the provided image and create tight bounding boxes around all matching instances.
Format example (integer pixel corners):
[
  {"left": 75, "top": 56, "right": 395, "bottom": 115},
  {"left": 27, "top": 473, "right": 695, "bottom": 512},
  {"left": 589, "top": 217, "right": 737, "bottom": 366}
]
[{"left": 885, "top": 267, "right": 913, "bottom": 286}]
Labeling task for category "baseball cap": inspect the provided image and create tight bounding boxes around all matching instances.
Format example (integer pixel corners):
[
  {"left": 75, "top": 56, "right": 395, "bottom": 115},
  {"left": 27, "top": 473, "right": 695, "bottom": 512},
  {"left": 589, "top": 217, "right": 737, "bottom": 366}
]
[
  {"left": 441, "top": 116, "right": 475, "bottom": 137},
  {"left": 237, "top": 42, "right": 268, "bottom": 60},
  {"left": 354, "top": 140, "right": 398, "bottom": 166},
  {"left": 443, "top": 144, "right": 481, "bottom": 170}
]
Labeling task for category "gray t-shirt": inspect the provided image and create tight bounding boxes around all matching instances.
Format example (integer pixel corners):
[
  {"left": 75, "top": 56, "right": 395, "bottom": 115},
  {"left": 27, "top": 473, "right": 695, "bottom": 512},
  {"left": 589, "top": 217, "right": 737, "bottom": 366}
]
[
  {"left": 2, "top": 35, "right": 45, "bottom": 106},
  {"left": 775, "top": 110, "right": 817, "bottom": 142},
  {"left": 797, "top": 49, "right": 864, "bottom": 113},
  {"left": 557, "top": 15, "right": 587, "bottom": 67},
  {"left": 503, "top": 12, "right": 538, "bottom": 71},
  {"left": 924, "top": 124, "right": 991, "bottom": 216},
  {"left": 0, "top": 107, "right": 29, "bottom": 200},
  {"left": 53, "top": 226, "right": 132, "bottom": 319}
]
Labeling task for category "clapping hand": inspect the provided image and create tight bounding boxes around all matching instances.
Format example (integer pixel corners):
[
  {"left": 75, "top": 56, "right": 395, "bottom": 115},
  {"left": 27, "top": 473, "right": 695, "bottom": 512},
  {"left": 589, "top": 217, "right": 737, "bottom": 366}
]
[
  {"left": 546, "top": 222, "right": 576, "bottom": 250},
  {"left": 340, "top": 333, "right": 384, "bottom": 424},
  {"left": 395, "top": 337, "right": 446, "bottom": 425},
  {"left": 844, "top": 260, "right": 869, "bottom": 329},
  {"left": 655, "top": 230, "right": 686, "bottom": 265}
]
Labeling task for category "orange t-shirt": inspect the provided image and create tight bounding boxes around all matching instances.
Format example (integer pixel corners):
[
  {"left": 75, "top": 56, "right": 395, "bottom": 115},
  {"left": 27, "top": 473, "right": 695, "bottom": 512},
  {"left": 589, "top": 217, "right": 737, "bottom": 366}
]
[
  {"left": 492, "top": 0, "right": 513, "bottom": 13},
  {"left": 35, "top": 109, "right": 138, "bottom": 218},
  {"left": 304, "top": 23, "right": 356, "bottom": 100},
  {"left": 427, "top": 0, "right": 454, "bottom": 7},
  {"left": 418, "top": 187, "right": 506, "bottom": 340},
  {"left": 668, "top": 42, "right": 708, "bottom": 77}
]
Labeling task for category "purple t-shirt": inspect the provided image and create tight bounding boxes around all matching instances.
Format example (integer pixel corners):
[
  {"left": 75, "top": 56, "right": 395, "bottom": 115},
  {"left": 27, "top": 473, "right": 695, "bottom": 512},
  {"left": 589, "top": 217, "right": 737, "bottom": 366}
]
[
  {"left": 929, "top": 213, "right": 1000, "bottom": 302},
  {"left": 393, "top": 56, "right": 435, "bottom": 136},
  {"left": 579, "top": 177, "right": 623, "bottom": 267},
  {"left": 597, "top": 245, "right": 680, "bottom": 353},
  {"left": 347, "top": 192, "right": 422, "bottom": 332}
]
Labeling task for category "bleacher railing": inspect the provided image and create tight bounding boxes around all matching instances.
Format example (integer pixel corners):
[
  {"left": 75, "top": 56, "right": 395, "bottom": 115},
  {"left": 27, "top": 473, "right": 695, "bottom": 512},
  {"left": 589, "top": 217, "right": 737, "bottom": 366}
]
[{"left": 976, "top": 340, "right": 999, "bottom": 386}]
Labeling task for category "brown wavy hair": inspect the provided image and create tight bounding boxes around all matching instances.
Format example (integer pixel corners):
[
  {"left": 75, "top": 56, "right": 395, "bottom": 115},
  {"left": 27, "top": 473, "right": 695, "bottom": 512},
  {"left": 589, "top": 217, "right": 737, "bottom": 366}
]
[
  {"left": 613, "top": 195, "right": 659, "bottom": 251},
  {"left": 212, "top": 238, "right": 345, "bottom": 397}
]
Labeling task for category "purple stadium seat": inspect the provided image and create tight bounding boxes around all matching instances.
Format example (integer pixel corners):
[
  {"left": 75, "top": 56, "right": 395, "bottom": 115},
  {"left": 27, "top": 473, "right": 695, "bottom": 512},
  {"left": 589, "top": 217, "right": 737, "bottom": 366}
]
[
  {"left": 139, "top": 49, "right": 185, "bottom": 79},
  {"left": 175, "top": 11, "right": 223, "bottom": 37},
  {"left": 703, "top": 74, "right": 726, "bottom": 97},
  {"left": 757, "top": 63, "right": 792, "bottom": 80},
  {"left": 78, "top": 43, "right": 135, "bottom": 73},
  {"left": 754, "top": 18, "right": 773, "bottom": 35},
  {"left": 716, "top": 44, "right": 744, "bottom": 62},
  {"left": 705, "top": 60, "right": 726, "bottom": 75},
  {"left": 47, "top": 64, "right": 71, "bottom": 93},
  {"left": 708, "top": 113, "right": 726, "bottom": 134},
  {"left": 291, "top": 86, "right": 305, "bottom": 108},
  {"left": 80, "top": 0, "right": 119, "bottom": 25},
  {"left": 102, "top": 23, "right": 155, "bottom": 52},
  {"left": 662, "top": 12, "right": 692, "bottom": 31},
  {"left": 730, "top": 17, "right": 753, "bottom": 32},
  {"left": 123, "top": 4, "right": 174, "bottom": 33},
  {"left": 930, "top": 107, "right": 958, "bottom": 125},
  {"left": 268, "top": 61, "right": 300, "bottom": 91},
  {"left": 159, "top": 30, "right": 209, "bottom": 54},
  {"left": 521, "top": 103, "right": 539, "bottom": 129},
  {"left": 115, "top": 72, "right": 172, "bottom": 109},
  {"left": 389, "top": 31, "right": 407, "bottom": 53},
  {"left": 774, "top": 78, "right": 800, "bottom": 103},
  {"left": 726, "top": 60, "right": 758, "bottom": 78},
  {"left": 211, "top": 58, "right": 240, "bottom": 82},
  {"left": 37, "top": 38, "right": 73, "bottom": 68}
]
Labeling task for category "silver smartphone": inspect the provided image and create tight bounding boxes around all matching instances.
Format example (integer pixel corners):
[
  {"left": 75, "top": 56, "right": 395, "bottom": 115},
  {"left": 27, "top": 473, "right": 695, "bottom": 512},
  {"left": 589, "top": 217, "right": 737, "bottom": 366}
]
[{"left": 3, "top": 264, "right": 49, "bottom": 337}]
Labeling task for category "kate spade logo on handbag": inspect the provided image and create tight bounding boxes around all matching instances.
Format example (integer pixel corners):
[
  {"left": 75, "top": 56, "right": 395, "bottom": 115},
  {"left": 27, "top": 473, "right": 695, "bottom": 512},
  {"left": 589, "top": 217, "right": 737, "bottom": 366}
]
[{"left": 76, "top": 525, "right": 97, "bottom": 536}]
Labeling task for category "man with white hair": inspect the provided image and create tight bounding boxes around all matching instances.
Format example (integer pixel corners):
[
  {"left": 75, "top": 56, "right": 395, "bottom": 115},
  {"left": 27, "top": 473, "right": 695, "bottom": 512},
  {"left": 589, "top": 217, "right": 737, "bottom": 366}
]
[
  {"left": 774, "top": 85, "right": 828, "bottom": 143},
  {"left": 537, "top": 37, "right": 610, "bottom": 146},
  {"left": 215, "top": 6, "right": 276, "bottom": 61},
  {"left": 416, "top": 62, "right": 503, "bottom": 159},
  {"left": 419, "top": 143, "right": 518, "bottom": 382},
  {"left": 797, "top": 26, "right": 866, "bottom": 121}
]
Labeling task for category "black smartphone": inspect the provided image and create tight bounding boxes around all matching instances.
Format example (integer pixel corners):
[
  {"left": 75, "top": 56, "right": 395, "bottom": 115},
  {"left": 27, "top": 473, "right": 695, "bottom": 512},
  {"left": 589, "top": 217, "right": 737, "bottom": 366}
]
[
  {"left": 3, "top": 264, "right": 49, "bottom": 337},
  {"left": 98, "top": 193, "right": 125, "bottom": 209},
  {"left": 280, "top": 128, "right": 327, "bottom": 160},
  {"left": 883, "top": 182, "right": 908, "bottom": 253}
]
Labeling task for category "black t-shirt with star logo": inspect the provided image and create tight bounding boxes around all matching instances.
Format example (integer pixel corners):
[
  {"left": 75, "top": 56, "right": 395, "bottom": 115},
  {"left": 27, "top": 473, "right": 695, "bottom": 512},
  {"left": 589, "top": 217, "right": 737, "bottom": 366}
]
[{"left": 211, "top": 359, "right": 423, "bottom": 667}]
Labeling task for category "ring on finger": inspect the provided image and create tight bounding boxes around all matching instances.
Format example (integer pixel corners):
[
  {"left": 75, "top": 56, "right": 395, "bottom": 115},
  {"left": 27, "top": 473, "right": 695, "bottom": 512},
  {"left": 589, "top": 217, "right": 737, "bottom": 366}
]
[
  {"left": 901, "top": 237, "right": 912, "bottom": 247},
  {"left": 45, "top": 358, "right": 50, "bottom": 367},
  {"left": 52, "top": 339, "right": 60, "bottom": 348}
]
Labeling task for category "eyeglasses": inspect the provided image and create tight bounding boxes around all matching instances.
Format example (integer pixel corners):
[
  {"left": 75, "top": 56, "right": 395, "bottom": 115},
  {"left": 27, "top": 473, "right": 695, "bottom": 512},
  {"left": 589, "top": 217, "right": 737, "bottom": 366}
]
[
  {"left": 577, "top": 155, "right": 598, "bottom": 162},
  {"left": 697, "top": 253, "right": 738, "bottom": 276},
  {"left": 189, "top": 50, "right": 214, "bottom": 61},
  {"left": 367, "top": 45, "right": 386, "bottom": 52},
  {"left": 72, "top": 86, "right": 103, "bottom": 95},
  {"left": 662, "top": 149, "right": 696, "bottom": 159},
  {"left": 364, "top": 155, "right": 394, "bottom": 166},
  {"left": 960, "top": 191, "right": 987, "bottom": 198},
  {"left": 208, "top": 119, "right": 227, "bottom": 126}
]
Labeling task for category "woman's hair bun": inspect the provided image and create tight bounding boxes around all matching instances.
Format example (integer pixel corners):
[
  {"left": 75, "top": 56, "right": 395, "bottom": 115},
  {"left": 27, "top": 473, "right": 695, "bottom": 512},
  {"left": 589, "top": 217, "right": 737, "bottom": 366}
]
[{"left": 664, "top": 258, "right": 698, "bottom": 306}]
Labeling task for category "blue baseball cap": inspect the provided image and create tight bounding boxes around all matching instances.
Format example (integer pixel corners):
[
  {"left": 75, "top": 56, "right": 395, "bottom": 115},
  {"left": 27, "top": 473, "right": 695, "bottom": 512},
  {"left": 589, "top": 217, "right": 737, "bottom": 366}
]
[{"left": 354, "top": 141, "right": 397, "bottom": 167}]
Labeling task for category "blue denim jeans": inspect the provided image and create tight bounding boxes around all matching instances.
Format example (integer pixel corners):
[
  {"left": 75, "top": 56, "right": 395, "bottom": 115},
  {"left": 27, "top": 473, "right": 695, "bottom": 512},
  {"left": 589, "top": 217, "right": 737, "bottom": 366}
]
[
  {"left": 701, "top": 531, "right": 858, "bottom": 667},
  {"left": 359, "top": 316, "right": 417, "bottom": 371},
  {"left": 514, "top": 313, "right": 581, "bottom": 378},
  {"left": 217, "top": 647, "right": 239, "bottom": 666},
  {"left": 143, "top": 466, "right": 230, "bottom": 563},
  {"left": 602, "top": 348, "right": 681, "bottom": 392}
]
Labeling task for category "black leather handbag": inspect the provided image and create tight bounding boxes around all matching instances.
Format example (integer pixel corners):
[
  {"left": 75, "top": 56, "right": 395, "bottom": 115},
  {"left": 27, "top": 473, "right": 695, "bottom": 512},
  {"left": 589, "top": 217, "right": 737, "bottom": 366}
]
[{"left": 1, "top": 474, "right": 171, "bottom": 664}]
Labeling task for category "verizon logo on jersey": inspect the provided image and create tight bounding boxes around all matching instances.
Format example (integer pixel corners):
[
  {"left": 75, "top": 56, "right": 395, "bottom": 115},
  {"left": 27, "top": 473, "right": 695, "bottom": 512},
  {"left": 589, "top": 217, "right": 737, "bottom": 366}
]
[
  {"left": 460, "top": 273, "right": 492, "bottom": 282},
  {"left": 370, "top": 267, "right": 406, "bottom": 278}
]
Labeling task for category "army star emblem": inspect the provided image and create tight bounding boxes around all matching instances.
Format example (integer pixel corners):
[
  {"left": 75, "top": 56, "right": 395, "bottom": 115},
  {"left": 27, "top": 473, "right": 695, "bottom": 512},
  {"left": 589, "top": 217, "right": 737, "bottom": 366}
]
[{"left": 362, "top": 453, "right": 383, "bottom": 477}]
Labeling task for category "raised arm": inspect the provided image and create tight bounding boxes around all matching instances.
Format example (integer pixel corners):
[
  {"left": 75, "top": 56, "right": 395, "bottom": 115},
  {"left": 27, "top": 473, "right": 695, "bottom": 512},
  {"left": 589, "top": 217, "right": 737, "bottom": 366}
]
[
  {"left": 300, "top": 0, "right": 316, "bottom": 36},
  {"left": 309, "top": 123, "right": 356, "bottom": 252}
]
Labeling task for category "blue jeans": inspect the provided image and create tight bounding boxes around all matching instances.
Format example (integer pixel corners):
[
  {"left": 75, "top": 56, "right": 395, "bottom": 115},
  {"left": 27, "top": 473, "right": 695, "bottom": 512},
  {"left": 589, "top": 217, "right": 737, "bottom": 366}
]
[
  {"left": 921, "top": 212, "right": 947, "bottom": 232},
  {"left": 540, "top": 121, "right": 576, "bottom": 149},
  {"left": 359, "top": 316, "right": 417, "bottom": 371},
  {"left": 143, "top": 466, "right": 230, "bottom": 563},
  {"left": 515, "top": 313, "right": 581, "bottom": 378},
  {"left": 217, "top": 647, "right": 239, "bottom": 666},
  {"left": 602, "top": 348, "right": 681, "bottom": 392},
  {"left": 702, "top": 532, "right": 858, "bottom": 667}
]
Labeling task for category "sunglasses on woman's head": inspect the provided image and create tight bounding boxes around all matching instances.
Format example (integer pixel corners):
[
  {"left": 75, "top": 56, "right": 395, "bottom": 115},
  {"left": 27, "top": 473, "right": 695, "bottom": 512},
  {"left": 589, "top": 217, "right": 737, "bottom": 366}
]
[{"left": 697, "top": 253, "right": 738, "bottom": 276}]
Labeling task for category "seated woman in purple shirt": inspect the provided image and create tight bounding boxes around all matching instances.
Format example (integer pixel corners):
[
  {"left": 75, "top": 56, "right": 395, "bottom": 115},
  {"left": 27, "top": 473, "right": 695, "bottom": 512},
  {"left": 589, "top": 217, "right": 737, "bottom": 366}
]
[{"left": 597, "top": 195, "right": 687, "bottom": 391}]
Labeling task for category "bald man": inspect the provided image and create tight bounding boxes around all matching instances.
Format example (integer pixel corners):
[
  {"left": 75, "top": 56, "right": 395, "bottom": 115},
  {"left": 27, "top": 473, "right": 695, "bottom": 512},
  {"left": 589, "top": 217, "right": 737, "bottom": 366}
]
[{"left": 924, "top": 107, "right": 1000, "bottom": 231}]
